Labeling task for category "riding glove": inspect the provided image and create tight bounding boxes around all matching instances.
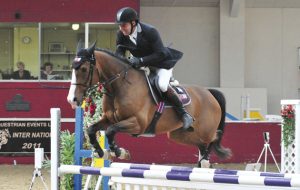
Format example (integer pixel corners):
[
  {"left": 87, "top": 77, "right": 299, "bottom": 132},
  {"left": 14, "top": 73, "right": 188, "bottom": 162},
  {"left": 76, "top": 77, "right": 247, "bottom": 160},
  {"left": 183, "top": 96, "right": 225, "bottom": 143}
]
[{"left": 128, "top": 57, "right": 143, "bottom": 68}]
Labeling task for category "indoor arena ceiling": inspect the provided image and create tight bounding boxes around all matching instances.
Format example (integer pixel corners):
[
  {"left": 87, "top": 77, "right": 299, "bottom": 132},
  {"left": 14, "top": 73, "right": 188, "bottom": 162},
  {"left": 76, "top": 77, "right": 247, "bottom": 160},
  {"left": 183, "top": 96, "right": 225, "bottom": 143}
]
[{"left": 140, "top": 0, "right": 300, "bottom": 8}]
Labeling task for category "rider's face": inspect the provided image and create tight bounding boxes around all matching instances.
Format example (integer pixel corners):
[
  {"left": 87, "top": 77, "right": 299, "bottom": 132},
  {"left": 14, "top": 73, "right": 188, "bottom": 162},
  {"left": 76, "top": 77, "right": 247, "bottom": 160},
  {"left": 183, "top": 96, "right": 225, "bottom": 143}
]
[{"left": 119, "top": 21, "right": 135, "bottom": 36}]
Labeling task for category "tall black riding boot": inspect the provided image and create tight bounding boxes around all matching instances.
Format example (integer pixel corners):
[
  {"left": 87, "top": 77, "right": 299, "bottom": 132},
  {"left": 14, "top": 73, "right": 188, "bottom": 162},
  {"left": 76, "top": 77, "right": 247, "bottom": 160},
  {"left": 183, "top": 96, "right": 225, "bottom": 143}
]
[{"left": 164, "top": 86, "right": 194, "bottom": 132}]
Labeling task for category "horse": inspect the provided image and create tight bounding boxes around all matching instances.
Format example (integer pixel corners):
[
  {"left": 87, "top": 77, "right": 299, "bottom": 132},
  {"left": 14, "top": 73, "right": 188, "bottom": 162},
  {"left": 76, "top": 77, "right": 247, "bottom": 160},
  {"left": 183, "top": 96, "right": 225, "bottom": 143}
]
[{"left": 67, "top": 43, "right": 231, "bottom": 167}]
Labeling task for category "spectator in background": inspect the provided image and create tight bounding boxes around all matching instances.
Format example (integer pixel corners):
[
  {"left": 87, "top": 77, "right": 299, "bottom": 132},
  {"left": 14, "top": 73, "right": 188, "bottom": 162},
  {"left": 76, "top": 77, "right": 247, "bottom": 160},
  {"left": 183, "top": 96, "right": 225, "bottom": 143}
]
[
  {"left": 11, "top": 61, "right": 31, "bottom": 80},
  {"left": 41, "top": 62, "right": 59, "bottom": 80}
]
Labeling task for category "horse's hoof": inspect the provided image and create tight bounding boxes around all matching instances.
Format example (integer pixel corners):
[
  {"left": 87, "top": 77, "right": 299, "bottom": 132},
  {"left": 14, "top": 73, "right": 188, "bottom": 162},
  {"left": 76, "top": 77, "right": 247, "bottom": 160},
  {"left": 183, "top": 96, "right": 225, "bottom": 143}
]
[
  {"left": 93, "top": 149, "right": 113, "bottom": 160},
  {"left": 118, "top": 148, "right": 131, "bottom": 160},
  {"left": 109, "top": 151, "right": 116, "bottom": 158},
  {"left": 103, "top": 149, "right": 114, "bottom": 160},
  {"left": 93, "top": 152, "right": 100, "bottom": 158}
]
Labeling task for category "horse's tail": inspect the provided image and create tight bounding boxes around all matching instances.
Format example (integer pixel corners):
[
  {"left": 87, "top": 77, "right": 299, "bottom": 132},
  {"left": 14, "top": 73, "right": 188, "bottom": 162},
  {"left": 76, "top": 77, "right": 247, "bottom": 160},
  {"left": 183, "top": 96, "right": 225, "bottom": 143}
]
[{"left": 208, "top": 89, "right": 232, "bottom": 159}]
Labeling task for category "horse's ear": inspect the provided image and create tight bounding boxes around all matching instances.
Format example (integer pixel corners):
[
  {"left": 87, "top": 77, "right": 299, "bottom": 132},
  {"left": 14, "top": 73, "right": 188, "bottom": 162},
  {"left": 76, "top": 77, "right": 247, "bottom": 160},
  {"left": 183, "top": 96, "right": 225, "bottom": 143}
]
[
  {"left": 87, "top": 41, "right": 97, "bottom": 55},
  {"left": 76, "top": 39, "right": 84, "bottom": 53}
]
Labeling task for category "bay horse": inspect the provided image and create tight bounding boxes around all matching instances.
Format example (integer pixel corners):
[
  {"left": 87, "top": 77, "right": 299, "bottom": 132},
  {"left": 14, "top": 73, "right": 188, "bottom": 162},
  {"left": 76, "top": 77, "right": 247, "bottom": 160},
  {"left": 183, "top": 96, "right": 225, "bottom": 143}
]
[{"left": 67, "top": 43, "right": 231, "bottom": 167}]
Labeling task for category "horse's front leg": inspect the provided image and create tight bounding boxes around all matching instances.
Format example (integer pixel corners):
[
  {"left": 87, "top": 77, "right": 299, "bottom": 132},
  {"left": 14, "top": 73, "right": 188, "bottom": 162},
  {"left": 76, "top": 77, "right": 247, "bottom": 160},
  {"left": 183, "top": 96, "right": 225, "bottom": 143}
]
[
  {"left": 87, "top": 117, "right": 111, "bottom": 159},
  {"left": 105, "top": 117, "right": 140, "bottom": 160}
]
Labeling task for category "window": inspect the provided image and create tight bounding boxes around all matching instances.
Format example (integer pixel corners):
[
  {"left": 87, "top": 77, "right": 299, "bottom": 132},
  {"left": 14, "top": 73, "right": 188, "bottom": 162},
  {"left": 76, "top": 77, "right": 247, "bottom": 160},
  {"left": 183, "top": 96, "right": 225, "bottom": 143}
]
[
  {"left": 88, "top": 23, "right": 118, "bottom": 52},
  {"left": 40, "top": 23, "right": 85, "bottom": 80},
  {"left": 0, "top": 23, "right": 39, "bottom": 80},
  {"left": 0, "top": 22, "right": 118, "bottom": 81}
]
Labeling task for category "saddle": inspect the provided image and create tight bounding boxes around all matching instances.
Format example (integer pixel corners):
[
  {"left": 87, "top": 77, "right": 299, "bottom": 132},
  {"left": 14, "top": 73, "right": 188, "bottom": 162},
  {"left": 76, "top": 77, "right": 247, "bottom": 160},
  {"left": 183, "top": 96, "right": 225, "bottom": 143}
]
[
  {"left": 144, "top": 71, "right": 191, "bottom": 107},
  {"left": 135, "top": 71, "right": 191, "bottom": 137}
]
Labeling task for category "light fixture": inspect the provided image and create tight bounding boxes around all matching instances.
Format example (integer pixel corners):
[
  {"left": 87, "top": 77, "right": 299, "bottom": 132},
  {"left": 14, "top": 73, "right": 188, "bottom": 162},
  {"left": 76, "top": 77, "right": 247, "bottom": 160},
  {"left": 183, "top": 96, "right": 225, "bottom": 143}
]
[{"left": 72, "top": 24, "right": 80, "bottom": 30}]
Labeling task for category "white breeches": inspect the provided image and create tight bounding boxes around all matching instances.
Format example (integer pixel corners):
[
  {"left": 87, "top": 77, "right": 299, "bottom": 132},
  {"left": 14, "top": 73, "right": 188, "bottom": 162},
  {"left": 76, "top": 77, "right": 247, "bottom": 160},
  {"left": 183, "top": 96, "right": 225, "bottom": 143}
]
[{"left": 156, "top": 68, "right": 173, "bottom": 92}]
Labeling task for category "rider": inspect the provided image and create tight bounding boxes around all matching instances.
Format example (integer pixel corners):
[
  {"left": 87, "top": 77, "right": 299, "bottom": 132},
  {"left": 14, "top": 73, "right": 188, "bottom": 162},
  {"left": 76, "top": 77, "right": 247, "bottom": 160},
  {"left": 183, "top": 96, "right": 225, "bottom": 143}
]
[{"left": 115, "top": 7, "right": 193, "bottom": 131}]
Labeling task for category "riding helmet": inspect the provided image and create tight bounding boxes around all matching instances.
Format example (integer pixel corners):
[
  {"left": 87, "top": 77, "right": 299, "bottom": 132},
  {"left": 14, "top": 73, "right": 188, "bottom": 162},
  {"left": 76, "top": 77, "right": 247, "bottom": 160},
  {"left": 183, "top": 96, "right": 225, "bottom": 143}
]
[{"left": 116, "top": 7, "right": 138, "bottom": 24}]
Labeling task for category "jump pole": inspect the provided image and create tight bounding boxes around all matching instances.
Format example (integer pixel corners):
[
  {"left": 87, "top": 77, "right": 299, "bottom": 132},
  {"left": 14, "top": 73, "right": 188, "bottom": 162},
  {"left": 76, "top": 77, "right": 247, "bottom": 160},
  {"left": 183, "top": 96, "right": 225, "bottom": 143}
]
[
  {"left": 50, "top": 107, "right": 109, "bottom": 190},
  {"left": 57, "top": 164, "right": 300, "bottom": 190},
  {"left": 74, "top": 107, "right": 92, "bottom": 190},
  {"left": 109, "top": 162, "right": 300, "bottom": 178},
  {"left": 51, "top": 108, "right": 60, "bottom": 190},
  {"left": 74, "top": 107, "right": 110, "bottom": 190}
]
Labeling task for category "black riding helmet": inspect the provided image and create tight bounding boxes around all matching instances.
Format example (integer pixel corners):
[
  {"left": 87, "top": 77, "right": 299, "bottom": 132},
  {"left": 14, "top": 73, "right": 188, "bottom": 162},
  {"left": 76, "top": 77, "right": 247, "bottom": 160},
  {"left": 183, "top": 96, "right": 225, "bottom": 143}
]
[
  {"left": 116, "top": 7, "right": 138, "bottom": 24},
  {"left": 116, "top": 7, "right": 138, "bottom": 35}
]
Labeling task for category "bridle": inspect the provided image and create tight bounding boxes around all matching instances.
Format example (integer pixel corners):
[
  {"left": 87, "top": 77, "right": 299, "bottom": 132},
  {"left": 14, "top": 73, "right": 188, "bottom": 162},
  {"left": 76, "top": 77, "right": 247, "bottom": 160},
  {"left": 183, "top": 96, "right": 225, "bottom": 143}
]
[
  {"left": 71, "top": 53, "right": 132, "bottom": 94},
  {"left": 71, "top": 54, "right": 96, "bottom": 88}
]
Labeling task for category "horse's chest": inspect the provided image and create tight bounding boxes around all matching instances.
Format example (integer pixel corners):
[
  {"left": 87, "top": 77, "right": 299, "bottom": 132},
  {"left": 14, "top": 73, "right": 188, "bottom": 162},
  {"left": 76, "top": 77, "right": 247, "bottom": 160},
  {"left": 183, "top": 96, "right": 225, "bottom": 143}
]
[
  {"left": 113, "top": 101, "right": 131, "bottom": 116},
  {"left": 104, "top": 98, "right": 130, "bottom": 121}
]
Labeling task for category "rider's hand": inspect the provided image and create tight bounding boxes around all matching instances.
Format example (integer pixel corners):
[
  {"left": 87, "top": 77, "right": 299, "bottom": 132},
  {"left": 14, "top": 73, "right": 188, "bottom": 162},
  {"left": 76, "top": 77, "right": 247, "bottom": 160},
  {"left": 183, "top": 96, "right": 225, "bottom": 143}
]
[{"left": 128, "top": 57, "right": 143, "bottom": 68}]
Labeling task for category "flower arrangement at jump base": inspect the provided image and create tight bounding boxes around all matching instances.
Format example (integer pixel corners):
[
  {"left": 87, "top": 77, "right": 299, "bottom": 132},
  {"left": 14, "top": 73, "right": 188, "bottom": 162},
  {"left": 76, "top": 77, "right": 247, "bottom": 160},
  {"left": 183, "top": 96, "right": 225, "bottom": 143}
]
[
  {"left": 81, "top": 83, "right": 105, "bottom": 128},
  {"left": 281, "top": 105, "right": 295, "bottom": 148}
]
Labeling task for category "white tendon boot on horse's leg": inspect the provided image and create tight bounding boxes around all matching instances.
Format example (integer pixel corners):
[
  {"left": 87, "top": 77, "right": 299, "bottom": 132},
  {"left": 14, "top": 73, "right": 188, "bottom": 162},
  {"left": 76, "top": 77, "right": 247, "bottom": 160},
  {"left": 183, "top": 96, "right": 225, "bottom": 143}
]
[
  {"left": 109, "top": 148, "right": 131, "bottom": 160},
  {"left": 118, "top": 148, "right": 131, "bottom": 160},
  {"left": 198, "top": 151, "right": 211, "bottom": 168},
  {"left": 93, "top": 149, "right": 114, "bottom": 160},
  {"left": 200, "top": 159, "right": 211, "bottom": 168}
]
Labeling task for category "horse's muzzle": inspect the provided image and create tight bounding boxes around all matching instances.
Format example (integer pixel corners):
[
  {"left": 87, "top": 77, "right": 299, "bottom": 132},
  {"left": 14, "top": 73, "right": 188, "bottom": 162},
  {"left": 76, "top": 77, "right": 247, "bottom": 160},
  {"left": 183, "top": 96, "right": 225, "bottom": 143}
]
[{"left": 68, "top": 97, "right": 79, "bottom": 109}]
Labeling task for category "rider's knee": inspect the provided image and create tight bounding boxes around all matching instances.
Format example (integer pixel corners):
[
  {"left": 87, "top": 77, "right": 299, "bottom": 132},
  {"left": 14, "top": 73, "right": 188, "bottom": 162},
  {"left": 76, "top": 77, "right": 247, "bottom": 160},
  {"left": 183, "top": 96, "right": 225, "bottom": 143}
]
[{"left": 158, "top": 79, "right": 168, "bottom": 92}]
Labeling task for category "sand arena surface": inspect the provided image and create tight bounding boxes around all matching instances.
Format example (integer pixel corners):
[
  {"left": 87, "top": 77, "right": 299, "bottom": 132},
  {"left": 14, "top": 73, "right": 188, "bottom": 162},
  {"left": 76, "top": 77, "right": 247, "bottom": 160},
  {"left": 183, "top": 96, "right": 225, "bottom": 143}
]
[
  {"left": 0, "top": 165, "right": 50, "bottom": 190},
  {"left": 0, "top": 163, "right": 279, "bottom": 189}
]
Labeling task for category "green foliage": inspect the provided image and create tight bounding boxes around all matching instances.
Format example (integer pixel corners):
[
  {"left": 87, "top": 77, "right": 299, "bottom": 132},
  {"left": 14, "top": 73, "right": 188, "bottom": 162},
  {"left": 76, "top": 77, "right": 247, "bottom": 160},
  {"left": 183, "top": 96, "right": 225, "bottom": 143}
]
[
  {"left": 43, "top": 130, "right": 75, "bottom": 190},
  {"left": 281, "top": 105, "right": 295, "bottom": 148},
  {"left": 43, "top": 84, "right": 105, "bottom": 189},
  {"left": 60, "top": 130, "right": 75, "bottom": 190}
]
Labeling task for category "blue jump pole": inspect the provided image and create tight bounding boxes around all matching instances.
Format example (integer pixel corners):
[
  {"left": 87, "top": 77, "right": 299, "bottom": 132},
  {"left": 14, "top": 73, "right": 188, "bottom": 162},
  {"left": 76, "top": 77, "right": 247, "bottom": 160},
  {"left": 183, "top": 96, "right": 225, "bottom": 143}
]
[
  {"left": 73, "top": 107, "right": 109, "bottom": 190},
  {"left": 74, "top": 108, "right": 89, "bottom": 190}
]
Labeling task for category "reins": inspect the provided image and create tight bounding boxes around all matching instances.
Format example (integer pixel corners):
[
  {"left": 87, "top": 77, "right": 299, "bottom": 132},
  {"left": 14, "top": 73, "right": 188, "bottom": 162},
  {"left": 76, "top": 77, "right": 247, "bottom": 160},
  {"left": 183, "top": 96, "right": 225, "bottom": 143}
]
[
  {"left": 84, "top": 67, "right": 131, "bottom": 97},
  {"left": 100, "top": 67, "right": 131, "bottom": 87}
]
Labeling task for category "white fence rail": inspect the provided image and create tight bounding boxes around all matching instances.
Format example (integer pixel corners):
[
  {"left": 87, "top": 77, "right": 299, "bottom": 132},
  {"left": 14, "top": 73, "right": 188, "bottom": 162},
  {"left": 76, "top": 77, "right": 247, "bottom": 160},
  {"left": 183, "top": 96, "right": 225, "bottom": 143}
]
[{"left": 281, "top": 100, "right": 300, "bottom": 174}]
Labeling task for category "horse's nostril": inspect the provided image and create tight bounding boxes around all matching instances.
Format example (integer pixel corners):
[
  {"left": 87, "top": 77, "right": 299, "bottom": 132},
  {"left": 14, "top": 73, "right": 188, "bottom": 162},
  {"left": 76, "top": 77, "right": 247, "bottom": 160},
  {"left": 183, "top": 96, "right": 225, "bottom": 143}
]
[{"left": 73, "top": 97, "right": 77, "bottom": 102}]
